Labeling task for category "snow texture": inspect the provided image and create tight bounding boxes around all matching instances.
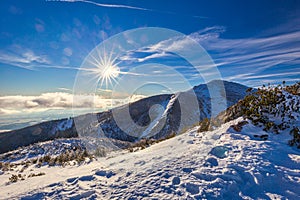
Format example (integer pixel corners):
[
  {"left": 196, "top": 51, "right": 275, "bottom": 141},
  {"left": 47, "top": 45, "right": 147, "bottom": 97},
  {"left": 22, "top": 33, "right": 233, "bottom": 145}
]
[{"left": 1, "top": 117, "right": 299, "bottom": 199}]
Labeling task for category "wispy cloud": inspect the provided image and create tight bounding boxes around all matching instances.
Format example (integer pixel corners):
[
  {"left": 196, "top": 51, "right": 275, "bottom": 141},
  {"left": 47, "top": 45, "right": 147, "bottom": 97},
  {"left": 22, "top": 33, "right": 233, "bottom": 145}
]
[
  {"left": 227, "top": 71, "right": 300, "bottom": 81},
  {"left": 46, "top": 0, "right": 207, "bottom": 19},
  {"left": 46, "top": 0, "right": 151, "bottom": 11},
  {"left": 0, "top": 46, "right": 151, "bottom": 80},
  {"left": 0, "top": 49, "right": 50, "bottom": 70},
  {"left": 0, "top": 48, "right": 91, "bottom": 72},
  {"left": 3, "top": 21, "right": 298, "bottom": 88},
  {"left": 57, "top": 87, "right": 72, "bottom": 92},
  {"left": 135, "top": 25, "right": 300, "bottom": 72},
  {"left": 195, "top": 26, "right": 300, "bottom": 85},
  {"left": 119, "top": 23, "right": 300, "bottom": 86},
  {"left": 119, "top": 26, "right": 226, "bottom": 63}
]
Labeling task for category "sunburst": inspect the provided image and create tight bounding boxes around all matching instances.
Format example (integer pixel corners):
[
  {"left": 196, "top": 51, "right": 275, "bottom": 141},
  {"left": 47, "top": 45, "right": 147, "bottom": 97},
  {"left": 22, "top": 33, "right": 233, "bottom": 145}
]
[{"left": 87, "top": 46, "right": 121, "bottom": 89}]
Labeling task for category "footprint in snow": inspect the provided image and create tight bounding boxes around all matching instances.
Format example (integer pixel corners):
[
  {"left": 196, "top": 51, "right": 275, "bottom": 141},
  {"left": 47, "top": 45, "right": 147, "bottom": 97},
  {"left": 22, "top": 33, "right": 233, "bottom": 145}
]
[
  {"left": 78, "top": 175, "right": 95, "bottom": 181},
  {"left": 185, "top": 182, "right": 200, "bottom": 195},
  {"left": 134, "top": 160, "right": 146, "bottom": 166},
  {"left": 66, "top": 177, "right": 79, "bottom": 185},
  {"left": 210, "top": 146, "right": 229, "bottom": 159},
  {"left": 204, "top": 157, "right": 219, "bottom": 167},
  {"left": 68, "top": 190, "right": 96, "bottom": 200},
  {"left": 192, "top": 172, "right": 217, "bottom": 182},
  {"left": 186, "top": 140, "right": 194, "bottom": 144},
  {"left": 48, "top": 182, "right": 63, "bottom": 187},
  {"left": 172, "top": 176, "right": 181, "bottom": 185},
  {"left": 182, "top": 167, "right": 194, "bottom": 173},
  {"left": 95, "top": 170, "right": 116, "bottom": 178}
]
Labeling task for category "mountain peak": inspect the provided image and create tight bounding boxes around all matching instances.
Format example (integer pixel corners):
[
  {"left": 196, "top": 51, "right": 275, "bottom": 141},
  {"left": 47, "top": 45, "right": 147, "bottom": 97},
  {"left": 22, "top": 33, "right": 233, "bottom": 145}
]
[{"left": 0, "top": 80, "right": 250, "bottom": 154}]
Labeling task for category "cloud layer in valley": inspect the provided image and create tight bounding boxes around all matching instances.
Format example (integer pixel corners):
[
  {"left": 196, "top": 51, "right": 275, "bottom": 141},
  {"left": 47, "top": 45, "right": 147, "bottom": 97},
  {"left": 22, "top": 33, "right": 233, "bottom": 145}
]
[{"left": 0, "top": 92, "right": 145, "bottom": 115}]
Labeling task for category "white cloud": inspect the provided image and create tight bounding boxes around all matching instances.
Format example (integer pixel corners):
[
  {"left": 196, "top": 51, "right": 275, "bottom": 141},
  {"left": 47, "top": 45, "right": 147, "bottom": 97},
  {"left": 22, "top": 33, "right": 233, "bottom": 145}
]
[
  {"left": 0, "top": 108, "right": 20, "bottom": 115},
  {"left": 0, "top": 92, "right": 146, "bottom": 115},
  {"left": 0, "top": 48, "right": 50, "bottom": 70},
  {"left": 140, "top": 25, "right": 300, "bottom": 72},
  {"left": 47, "top": 0, "right": 150, "bottom": 11},
  {"left": 195, "top": 28, "right": 300, "bottom": 70},
  {"left": 57, "top": 87, "right": 72, "bottom": 92},
  {"left": 119, "top": 27, "right": 225, "bottom": 63},
  {"left": 128, "top": 94, "right": 147, "bottom": 103},
  {"left": 137, "top": 51, "right": 168, "bottom": 62},
  {"left": 0, "top": 46, "right": 94, "bottom": 72},
  {"left": 63, "top": 47, "right": 73, "bottom": 56},
  {"left": 119, "top": 24, "right": 300, "bottom": 86},
  {"left": 227, "top": 71, "right": 300, "bottom": 81}
]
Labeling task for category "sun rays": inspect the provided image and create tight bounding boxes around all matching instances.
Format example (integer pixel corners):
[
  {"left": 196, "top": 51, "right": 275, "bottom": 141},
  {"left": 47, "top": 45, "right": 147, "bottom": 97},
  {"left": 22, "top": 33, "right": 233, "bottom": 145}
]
[{"left": 86, "top": 46, "right": 121, "bottom": 89}]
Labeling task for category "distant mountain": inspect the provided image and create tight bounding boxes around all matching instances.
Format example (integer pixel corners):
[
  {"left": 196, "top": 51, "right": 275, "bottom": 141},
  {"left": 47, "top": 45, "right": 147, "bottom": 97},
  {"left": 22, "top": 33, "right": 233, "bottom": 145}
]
[
  {"left": 1, "top": 82, "right": 299, "bottom": 199},
  {"left": 0, "top": 80, "right": 249, "bottom": 154}
]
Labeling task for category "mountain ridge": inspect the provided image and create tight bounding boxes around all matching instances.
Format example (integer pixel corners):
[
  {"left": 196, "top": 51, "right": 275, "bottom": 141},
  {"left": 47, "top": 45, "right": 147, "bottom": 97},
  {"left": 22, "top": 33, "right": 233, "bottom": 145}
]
[{"left": 0, "top": 80, "right": 249, "bottom": 154}]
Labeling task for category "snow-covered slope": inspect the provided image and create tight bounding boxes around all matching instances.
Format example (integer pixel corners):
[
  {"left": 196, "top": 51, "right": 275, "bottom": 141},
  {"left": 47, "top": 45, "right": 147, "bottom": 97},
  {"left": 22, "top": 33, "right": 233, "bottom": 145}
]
[
  {"left": 211, "top": 83, "right": 300, "bottom": 146},
  {"left": 1, "top": 117, "right": 299, "bottom": 199},
  {"left": 1, "top": 82, "right": 298, "bottom": 199},
  {"left": 0, "top": 80, "right": 249, "bottom": 154},
  {"left": 0, "top": 118, "right": 78, "bottom": 154}
]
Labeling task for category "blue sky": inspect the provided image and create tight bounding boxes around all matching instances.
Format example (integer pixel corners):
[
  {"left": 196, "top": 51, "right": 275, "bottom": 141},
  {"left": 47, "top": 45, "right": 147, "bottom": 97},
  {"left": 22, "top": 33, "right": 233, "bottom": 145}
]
[{"left": 0, "top": 0, "right": 299, "bottom": 118}]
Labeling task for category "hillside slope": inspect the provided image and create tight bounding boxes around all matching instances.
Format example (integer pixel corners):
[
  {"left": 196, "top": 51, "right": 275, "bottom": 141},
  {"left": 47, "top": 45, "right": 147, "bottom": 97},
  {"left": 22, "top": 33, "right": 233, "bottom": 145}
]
[
  {"left": 0, "top": 80, "right": 249, "bottom": 154},
  {"left": 209, "top": 82, "right": 300, "bottom": 147},
  {"left": 0, "top": 117, "right": 299, "bottom": 199},
  {"left": 1, "top": 83, "right": 299, "bottom": 199}
]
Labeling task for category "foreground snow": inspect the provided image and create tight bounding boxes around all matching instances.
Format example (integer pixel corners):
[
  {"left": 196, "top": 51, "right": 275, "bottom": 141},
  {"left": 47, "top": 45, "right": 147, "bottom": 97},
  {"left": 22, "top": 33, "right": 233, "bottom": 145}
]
[{"left": 1, "top": 118, "right": 300, "bottom": 199}]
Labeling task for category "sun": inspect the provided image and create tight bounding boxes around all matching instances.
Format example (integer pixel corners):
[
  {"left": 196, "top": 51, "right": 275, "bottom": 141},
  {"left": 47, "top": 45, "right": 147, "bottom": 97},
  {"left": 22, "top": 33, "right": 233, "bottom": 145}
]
[
  {"left": 101, "top": 63, "right": 120, "bottom": 80},
  {"left": 87, "top": 47, "right": 121, "bottom": 89},
  {"left": 96, "top": 56, "right": 120, "bottom": 88}
]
